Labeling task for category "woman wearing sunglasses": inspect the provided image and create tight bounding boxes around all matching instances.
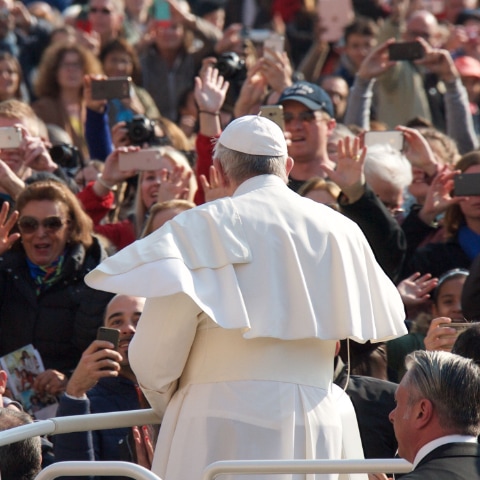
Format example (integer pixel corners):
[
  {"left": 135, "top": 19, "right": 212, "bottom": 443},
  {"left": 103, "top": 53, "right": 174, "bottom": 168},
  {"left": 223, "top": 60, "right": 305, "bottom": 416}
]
[{"left": 0, "top": 180, "right": 113, "bottom": 398}]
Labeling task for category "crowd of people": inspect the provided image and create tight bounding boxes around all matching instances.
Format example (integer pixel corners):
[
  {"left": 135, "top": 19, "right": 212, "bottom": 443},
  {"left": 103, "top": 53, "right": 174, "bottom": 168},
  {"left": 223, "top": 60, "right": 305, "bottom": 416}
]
[{"left": 0, "top": 0, "right": 480, "bottom": 479}]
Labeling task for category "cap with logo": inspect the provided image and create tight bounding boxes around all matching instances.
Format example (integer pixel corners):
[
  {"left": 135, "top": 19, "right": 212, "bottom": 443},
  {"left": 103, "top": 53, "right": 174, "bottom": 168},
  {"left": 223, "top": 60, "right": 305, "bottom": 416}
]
[
  {"left": 218, "top": 115, "right": 288, "bottom": 156},
  {"left": 278, "top": 81, "right": 334, "bottom": 118}
]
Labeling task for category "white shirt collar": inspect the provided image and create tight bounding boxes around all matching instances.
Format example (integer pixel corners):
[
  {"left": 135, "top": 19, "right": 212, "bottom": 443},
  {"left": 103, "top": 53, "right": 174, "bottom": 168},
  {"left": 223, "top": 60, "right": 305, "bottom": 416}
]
[{"left": 413, "top": 434, "right": 478, "bottom": 467}]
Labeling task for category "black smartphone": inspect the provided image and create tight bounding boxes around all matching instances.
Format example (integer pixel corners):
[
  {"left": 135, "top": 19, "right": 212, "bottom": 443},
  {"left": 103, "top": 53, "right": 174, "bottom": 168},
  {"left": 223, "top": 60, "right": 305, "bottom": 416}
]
[
  {"left": 96, "top": 327, "right": 120, "bottom": 349},
  {"left": 454, "top": 172, "right": 480, "bottom": 196},
  {"left": 388, "top": 41, "right": 425, "bottom": 61},
  {"left": 91, "top": 77, "right": 131, "bottom": 100}
]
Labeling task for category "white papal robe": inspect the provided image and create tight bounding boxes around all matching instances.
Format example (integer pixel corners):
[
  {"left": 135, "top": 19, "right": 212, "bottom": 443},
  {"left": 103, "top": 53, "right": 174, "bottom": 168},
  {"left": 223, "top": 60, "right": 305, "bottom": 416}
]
[{"left": 86, "top": 175, "right": 407, "bottom": 480}]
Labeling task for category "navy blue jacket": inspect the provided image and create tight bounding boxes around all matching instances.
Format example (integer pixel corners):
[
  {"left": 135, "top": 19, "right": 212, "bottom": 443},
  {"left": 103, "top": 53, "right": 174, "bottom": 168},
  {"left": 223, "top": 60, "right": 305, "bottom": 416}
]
[{"left": 54, "top": 376, "right": 140, "bottom": 479}]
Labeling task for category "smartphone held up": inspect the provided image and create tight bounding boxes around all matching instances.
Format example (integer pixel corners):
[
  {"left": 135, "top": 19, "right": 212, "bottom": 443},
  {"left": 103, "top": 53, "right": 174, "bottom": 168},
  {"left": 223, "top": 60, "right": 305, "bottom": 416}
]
[
  {"left": 91, "top": 77, "right": 132, "bottom": 101},
  {"left": 0, "top": 126, "right": 22, "bottom": 149}
]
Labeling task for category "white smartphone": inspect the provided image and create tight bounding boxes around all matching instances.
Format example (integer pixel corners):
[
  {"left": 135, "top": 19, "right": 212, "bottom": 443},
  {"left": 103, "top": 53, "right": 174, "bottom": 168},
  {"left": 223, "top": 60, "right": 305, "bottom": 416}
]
[
  {"left": 364, "top": 131, "right": 404, "bottom": 151},
  {"left": 316, "top": 0, "right": 355, "bottom": 43},
  {"left": 0, "top": 126, "right": 22, "bottom": 149},
  {"left": 263, "top": 33, "right": 284, "bottom": 61},
  {"left": 119, "top": 148, "right": 164, "bottom": 171}
]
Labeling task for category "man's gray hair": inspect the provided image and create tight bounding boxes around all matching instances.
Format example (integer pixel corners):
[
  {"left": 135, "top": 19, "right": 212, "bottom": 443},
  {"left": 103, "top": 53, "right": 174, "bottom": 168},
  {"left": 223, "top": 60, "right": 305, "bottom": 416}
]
[
  {"left": 213, "top": 142, "right": 289, "bottom": 184},
  {"left": 364, "top": 144, "right": 413, "bottom": 192},
  {"left": 0, "top": 408, "right": 42, "bottom": 480},
  {"left": 404, "top": 350, "right": 480, "bottom": 436}
]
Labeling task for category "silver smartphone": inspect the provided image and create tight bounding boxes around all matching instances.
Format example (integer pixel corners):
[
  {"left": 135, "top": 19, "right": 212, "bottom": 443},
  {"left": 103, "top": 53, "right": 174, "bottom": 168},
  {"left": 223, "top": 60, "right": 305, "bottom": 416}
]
[
  {"left": 259, "top": 105, "right": 285, "bottom": 131},
  {"left": 119, "top": 148, "right": 164, "bottom": 171},
  {"left": 0, "top": 126, "right": 22, "bottom": 149},
  {"left": 364, "top": 130, "right": 404, "bottom": 151}
]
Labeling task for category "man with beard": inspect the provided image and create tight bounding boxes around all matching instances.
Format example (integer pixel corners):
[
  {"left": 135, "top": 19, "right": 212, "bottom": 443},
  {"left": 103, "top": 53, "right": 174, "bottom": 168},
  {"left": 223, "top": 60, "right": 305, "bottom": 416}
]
[{"left": 53, "top": 294, "right": 151, "bottom": 471}]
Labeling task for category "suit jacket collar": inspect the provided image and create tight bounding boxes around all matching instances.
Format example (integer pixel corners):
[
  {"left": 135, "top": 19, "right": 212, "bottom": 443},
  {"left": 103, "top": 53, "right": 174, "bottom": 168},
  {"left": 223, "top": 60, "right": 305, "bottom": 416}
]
[{"left": 416, "top": 441, "right": 480, "bottom": 469}]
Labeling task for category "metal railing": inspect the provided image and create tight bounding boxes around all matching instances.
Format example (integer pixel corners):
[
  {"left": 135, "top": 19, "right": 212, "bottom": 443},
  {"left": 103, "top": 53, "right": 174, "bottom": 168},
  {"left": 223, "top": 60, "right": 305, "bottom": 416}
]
[
  {"left": 0, "top": 409, "right": 413, "bottom": 479},
  {"left": 201, "top": 459, "right": 413, "bottom": 479},
  {"left": 35, "top": 461, "right": 161, "bottom": 480},
  {"left": 0, "top": 408, "right": 161, "bottom": 447}
]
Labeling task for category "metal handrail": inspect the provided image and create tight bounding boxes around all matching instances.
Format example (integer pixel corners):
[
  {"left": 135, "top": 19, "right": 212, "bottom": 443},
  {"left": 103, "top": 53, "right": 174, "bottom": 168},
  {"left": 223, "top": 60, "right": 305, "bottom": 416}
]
[
  {"left": 201, "top": 459, "right": 413, "bottom": 480},
  {"left": 35, "top": 461, "right": 161, "bottom": 480},
  {"left": 0, "top": 408, "right": 161, "bottom": 447}
]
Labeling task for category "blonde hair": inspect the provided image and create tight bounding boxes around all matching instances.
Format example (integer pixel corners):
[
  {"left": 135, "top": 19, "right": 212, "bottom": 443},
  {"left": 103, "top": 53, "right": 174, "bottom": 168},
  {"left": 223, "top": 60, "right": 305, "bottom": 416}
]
[
  {"left": 134, "top": 146, "right": 198, "bottom": 235},
  {"left": 141, "top": 199, "right": 195, "bottom": 237}
]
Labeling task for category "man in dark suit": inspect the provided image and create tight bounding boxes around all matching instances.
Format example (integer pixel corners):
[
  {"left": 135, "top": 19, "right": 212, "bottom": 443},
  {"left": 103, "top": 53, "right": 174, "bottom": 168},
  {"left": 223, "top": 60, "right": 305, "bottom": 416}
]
[{"left": 389, "top": 350, "right": 480, "bottom": 479}]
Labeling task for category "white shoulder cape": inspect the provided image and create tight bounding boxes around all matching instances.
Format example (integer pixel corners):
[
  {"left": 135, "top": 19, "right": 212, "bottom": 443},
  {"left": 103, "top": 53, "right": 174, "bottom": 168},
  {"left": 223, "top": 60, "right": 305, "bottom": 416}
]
[{"left": 86, "top": 177, "right": 407, "bottom": 342}]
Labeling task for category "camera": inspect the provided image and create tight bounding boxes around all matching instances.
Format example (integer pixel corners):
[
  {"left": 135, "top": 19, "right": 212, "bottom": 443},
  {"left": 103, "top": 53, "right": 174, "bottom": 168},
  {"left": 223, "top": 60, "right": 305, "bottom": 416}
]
[
  {"left": 214, "top": 52, "right": 247, "bottom": 82},
  {"left": 126, "top": 115, "right": 156, "bottom": 146},
  {"left": 49, "top": 143, "right": 81, "bottom": 169},
  {"left": 126, "top": 115, "right": 172, "bottom": 147}
]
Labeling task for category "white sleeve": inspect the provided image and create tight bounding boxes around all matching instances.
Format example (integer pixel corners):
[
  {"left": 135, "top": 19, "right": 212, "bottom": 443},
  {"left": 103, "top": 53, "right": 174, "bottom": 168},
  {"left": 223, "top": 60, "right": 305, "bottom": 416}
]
[{"left": 129, "top": 292, "right": 202, "bottom": 418}]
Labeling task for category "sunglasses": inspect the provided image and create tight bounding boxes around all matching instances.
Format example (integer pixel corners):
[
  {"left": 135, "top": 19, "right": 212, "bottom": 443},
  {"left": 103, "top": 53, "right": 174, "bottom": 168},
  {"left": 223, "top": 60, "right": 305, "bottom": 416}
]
[
  {"left": 89, "top": 7, "right": 112, "bottom": 14},
  {"left": 283, "top": 110, "right": 320, "bottom": 125},
  {"left": 18, "top": 216, "right": 66, "bottom": 234}
]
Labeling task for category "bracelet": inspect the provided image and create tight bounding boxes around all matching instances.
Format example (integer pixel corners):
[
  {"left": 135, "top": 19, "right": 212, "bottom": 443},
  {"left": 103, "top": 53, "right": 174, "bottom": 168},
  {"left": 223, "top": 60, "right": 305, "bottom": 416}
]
[
  {"left": 198, "top": 110, "right": 220, "bottom": 116},
  {"left": 96, "top": 174, "right": 118, "bottom": 192}
]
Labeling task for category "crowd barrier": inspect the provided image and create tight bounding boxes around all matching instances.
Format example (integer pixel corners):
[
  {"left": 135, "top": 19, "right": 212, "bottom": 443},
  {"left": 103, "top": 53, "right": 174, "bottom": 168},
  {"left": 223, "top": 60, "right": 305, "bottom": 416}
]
[{"left": 0, "top": 409, "right": 413, "bottom": 479}]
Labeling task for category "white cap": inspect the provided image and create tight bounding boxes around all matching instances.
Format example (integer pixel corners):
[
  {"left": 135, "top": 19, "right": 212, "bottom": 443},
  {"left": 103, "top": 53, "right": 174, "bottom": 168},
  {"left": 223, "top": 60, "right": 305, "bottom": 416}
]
[{"left": 218, "top": 115, "right": 287, "bottom": 156}]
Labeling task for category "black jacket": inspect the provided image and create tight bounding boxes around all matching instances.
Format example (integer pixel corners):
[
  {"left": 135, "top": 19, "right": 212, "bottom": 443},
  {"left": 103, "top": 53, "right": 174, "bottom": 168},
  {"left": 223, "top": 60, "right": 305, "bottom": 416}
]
[
  {"left": 0, "top": 237, "right": 114, "bottom": 374},
  {"left": 398, "top": 442, "right": 480, "bottom": 479}
]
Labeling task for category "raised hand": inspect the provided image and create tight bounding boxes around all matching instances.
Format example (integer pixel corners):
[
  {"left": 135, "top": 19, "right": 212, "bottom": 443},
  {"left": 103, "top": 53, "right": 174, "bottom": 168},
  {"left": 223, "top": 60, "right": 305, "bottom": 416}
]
[
  {"left": 157, "top": 164, "right": 192, "bottom": 202},
  {"left": 397, "top": 272, "right": 438, "bottom": 307},
  {"left": 357, "top": 38, "right": 396, "bottom": 81},
  {"left": 194, "top": 66, "right": 229, "bottom": 115},
  {"left": 418, "top": 168, "right": 463, "bottom": 225},
  {"left": 200, "top": 164, "right": 229, "bottom": 202},
  {"left": 62, "top": 340, "right": 123, "bottom": 398},
  {"left": 322, "top": 136, "right": 366, "bottom": 204},
  {"left": 397, "top": 125, "right": 438, "bottom": 177},
  {"left": 0, "top": 201, "right": 20, "bottom": 256}
]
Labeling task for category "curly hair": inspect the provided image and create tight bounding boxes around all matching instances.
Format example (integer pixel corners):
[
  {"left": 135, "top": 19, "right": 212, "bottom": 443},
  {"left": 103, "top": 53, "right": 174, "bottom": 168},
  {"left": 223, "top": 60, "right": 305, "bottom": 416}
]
[
  {"left": 15, "top": 180, "right": 95, "bottom": 248},
  {"left": 34, "top": 42, "right": 102, "bottom": 98}
]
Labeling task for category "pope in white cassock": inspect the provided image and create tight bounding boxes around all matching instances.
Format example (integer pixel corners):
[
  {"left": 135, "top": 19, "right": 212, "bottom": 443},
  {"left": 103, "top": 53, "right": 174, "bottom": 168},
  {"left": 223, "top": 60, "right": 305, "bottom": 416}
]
[{"left": 85, "top": 115, "right": 408, "bottom": 480}]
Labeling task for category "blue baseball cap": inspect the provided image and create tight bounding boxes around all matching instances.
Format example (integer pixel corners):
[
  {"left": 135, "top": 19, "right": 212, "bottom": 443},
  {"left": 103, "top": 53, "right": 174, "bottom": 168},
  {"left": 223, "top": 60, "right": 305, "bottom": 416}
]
[{"left": 278, "top": 81, "right": 334, "bottom": 118}]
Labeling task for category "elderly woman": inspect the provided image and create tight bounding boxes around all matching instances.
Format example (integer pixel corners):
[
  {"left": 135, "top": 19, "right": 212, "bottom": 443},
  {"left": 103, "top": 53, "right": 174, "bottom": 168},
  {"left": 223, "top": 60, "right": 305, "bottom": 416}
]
[
  {"left": 0, "top": 180, "right": 113, "bottom": 396},
  {"left": 31, "top": 42, "right": 103, "bottom": 161}
]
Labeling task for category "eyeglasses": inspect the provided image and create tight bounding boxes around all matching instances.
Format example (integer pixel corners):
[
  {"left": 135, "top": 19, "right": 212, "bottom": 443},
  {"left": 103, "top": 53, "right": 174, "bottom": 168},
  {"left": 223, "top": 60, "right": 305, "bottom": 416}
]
[
  {"left": 18, "top": 216, "right": 66, "bottom": 234},
  {"left": 283, "top": 110, "right": 320, "bottom": 125},
  {"left": 89, "top": 7, "right": 112, "bottom": 14}
]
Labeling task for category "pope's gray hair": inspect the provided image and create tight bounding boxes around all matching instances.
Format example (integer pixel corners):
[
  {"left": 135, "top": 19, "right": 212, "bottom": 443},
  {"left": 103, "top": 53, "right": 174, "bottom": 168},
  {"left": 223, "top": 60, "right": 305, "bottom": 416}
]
[
  {"left": 404, "top": 350, "right": 480, "bottom": 436},
  {"left": 213, "top": 142, "right": 289, "bottom": 184}
]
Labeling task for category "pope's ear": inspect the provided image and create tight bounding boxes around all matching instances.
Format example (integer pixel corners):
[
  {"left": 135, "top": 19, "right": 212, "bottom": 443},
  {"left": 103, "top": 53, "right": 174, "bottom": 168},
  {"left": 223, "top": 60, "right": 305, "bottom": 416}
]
[{"left": 286, "top": 156, "right": 294, "bottom": 176}]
